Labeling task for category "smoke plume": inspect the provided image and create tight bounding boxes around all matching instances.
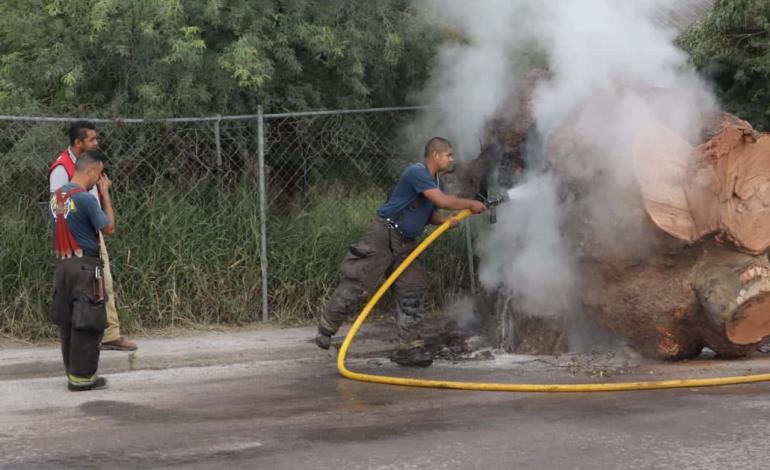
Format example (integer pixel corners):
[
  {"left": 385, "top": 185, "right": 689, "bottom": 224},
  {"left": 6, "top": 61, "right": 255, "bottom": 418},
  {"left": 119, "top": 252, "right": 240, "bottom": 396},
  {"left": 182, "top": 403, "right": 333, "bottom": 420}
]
[{"left": 419, "top": 1, "right": 717, "bottom": 334}]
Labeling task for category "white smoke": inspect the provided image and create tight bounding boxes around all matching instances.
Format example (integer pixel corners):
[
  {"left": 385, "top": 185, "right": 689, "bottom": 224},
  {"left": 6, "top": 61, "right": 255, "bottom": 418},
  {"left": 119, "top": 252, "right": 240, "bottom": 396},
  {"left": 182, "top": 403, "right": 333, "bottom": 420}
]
[
  {"left": 478, "top": 174, "right": 573, "bottom": 316},
  {"left": 409, "top": 1, "right": 542, "bottom": 158},
  {"left": 420, "top": 0, "right": 717, "bottom": 321},
  {"left": 444, "top": 296, "right": 480, "bottom": 330}
]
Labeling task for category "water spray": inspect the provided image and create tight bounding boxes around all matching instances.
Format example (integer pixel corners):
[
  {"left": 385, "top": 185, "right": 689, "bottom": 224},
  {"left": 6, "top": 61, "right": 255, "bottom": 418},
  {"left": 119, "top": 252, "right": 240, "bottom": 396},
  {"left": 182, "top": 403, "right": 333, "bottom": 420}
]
[{"left": 478, "top": 179, "right": 544, "bottom": 224}]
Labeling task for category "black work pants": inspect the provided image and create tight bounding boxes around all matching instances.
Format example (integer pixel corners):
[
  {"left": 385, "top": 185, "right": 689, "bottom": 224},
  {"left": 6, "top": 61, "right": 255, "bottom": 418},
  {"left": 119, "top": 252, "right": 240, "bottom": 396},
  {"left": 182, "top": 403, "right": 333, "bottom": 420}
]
[
  {"left": 319, "top": 217, "right": 426, "bottom": 348},
  {"left": 51, "top": 257, "right": 106, "bottom": 378}
]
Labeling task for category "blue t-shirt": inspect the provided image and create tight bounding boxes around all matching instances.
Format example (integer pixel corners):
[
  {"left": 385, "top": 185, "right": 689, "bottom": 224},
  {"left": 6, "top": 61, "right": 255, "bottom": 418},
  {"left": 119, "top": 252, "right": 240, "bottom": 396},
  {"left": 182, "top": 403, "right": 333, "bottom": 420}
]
[
  {"left": 377, "top": 162, "right": 443, "bottom": 239},
  {"left": 49, "top": 183, "right": 110, "bottom": 257}
]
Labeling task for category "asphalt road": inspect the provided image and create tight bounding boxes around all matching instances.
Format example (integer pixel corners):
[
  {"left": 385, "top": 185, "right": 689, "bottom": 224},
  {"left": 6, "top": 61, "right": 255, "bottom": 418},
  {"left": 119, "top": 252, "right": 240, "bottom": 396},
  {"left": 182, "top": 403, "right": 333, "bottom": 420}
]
[{"left": 3, "top": 355, "right": 770, "bottom": 469}]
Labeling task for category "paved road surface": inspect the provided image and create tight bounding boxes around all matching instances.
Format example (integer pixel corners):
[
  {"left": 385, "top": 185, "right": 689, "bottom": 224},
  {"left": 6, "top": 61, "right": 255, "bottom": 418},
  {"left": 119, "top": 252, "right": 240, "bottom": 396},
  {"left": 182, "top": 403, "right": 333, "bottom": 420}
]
[{"left": 3, "top": 355, "right": 770, "bottom": 469}]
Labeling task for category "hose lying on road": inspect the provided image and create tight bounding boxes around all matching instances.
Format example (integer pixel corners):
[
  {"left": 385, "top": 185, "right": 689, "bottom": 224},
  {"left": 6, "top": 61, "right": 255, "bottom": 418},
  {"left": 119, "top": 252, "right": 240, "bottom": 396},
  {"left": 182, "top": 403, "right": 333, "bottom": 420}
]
[{"left": 337, "top": 209, "right": 770, "bottom": 392}]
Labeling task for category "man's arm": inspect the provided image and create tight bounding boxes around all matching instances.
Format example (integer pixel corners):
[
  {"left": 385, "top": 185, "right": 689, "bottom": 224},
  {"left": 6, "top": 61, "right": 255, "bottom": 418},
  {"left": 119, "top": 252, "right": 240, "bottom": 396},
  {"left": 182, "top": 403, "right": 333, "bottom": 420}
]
[
  {"left": 49, "top": 166, "right": 69, "bottom": 193},
  {"left": 429, "top": 209, "right": 458, "bottom": 226},
  {"left": 423, "top": 188, "right": 487, "bottom": 214},
  {"left": 430, "top": 209, "right": 444, "bottom": 225},
  {"left": 97, "top": 174, "right": 115, "bottom": 236}
]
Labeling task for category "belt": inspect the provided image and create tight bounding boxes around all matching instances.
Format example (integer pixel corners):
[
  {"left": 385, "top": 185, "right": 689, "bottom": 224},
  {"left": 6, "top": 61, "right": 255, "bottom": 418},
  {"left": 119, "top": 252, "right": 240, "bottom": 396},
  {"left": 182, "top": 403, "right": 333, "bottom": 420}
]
[
  {"left": 55, "top": 254, "right": 100, "bottom": 261},
  {"left": 380, "top": 217, "right": 416, "bottom": 242}
]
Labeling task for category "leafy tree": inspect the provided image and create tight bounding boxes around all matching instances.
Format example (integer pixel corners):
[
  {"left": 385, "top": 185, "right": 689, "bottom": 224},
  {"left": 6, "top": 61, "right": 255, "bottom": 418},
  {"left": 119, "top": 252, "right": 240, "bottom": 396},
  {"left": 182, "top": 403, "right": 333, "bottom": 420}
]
[
  {"left": 681, "top": 0, "right": 770, "bottom": 130},
  {"left": 0, "top": 0, "right": 440, "bottom": 117}
]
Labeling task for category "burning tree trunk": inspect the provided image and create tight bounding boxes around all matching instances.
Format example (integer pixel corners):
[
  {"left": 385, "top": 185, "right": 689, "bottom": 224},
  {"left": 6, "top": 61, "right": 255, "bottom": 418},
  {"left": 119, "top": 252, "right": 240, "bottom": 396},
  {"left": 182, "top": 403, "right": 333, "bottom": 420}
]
[
  {"left": 456, "top": 85, "right": 770, "bottom": 359},
  {"left": 452, "top": 69, "right": 546, "bottom": 199}
]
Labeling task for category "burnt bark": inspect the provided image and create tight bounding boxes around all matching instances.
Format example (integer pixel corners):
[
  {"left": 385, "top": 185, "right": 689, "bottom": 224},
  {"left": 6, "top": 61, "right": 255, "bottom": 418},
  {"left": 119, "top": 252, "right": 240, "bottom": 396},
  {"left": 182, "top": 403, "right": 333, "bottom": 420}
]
[
  {"left": 476, "top": 290, "right": 569, "bottom": 355},
  {"left": 452, "top": 69, "right": 545, "bottom": 199}
]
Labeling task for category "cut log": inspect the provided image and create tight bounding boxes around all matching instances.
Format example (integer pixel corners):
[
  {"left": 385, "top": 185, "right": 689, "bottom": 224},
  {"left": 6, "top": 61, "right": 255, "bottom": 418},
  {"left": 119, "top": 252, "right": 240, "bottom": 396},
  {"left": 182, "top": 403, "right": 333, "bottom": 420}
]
[
  {"left": 692, "top": 247, "right": 770, "bottom": 346},
  {"left": 580, "top": 240, "right": 705, "bottom": 360},
  {"left": 631, "top": 117, "right": 699, "bottom": 242},
  {"left": 635, "top": 116, "right": 770, "bottom": 255},
  {"left": 578, "top": 240, "right": 764, "bottom": 359}
]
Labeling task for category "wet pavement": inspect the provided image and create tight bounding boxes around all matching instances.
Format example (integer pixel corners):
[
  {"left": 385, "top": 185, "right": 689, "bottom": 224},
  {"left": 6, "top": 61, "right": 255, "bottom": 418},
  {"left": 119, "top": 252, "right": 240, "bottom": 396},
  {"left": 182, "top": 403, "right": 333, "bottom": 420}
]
[{"left": 3, "top": 351, "right": 770, "bottom": 469}]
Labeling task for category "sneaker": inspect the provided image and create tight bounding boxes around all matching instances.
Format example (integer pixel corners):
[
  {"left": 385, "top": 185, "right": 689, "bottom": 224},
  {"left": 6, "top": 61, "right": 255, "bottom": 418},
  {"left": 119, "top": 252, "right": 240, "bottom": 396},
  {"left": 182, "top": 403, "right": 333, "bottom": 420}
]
[
  {"left": 101, "top": 337, "right": 138, "bottom": 351},
  {"left": 315, "top": 328, "right": 332, "bottom": 350},
  {"left": 390, "top": 347, "right": 434, "bottom": 367},
  {"left": 68, "top": 376, "right": 108, "bottom": 392}
]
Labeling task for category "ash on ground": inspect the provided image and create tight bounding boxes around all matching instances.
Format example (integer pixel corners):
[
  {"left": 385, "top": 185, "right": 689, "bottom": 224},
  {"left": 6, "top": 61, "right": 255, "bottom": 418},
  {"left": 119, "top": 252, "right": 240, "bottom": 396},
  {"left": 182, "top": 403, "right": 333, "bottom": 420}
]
[
  {"left": 423, "top": 320, "right": 647, "bottom": 377},
  {"left": 424, "top": 321, "right": 496, "bottom": 363}
]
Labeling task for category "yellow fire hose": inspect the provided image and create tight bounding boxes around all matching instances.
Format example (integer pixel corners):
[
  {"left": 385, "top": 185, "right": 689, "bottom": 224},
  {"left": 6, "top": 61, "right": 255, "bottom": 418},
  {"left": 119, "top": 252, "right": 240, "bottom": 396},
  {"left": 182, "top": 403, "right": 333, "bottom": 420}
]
[{"left": 337, "top": 208, "right": 770, "bottom": 392}]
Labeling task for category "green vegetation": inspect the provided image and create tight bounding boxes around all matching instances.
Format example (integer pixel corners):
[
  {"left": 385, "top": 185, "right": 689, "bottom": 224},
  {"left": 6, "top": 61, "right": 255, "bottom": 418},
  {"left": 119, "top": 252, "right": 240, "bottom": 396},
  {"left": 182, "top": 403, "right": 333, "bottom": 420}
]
[
  {"left": 0, "top": 172, "right": 471, "bottom": 339},
  {"left": 681, "top": 0, "right": 770, "bottom": 130},
  {"left": 0, "top": 0, "right": 440, "bottom": 117}
]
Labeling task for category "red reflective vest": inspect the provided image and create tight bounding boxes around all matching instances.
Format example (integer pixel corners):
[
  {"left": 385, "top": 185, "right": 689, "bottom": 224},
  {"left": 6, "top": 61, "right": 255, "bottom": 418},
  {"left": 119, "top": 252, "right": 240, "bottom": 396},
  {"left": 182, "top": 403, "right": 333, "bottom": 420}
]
[
  {"left": 48, "top": 149, "right": 77, "bottom": 182},
  {"left": 53, "top": 186, "right": 87, "bottom": 259}
]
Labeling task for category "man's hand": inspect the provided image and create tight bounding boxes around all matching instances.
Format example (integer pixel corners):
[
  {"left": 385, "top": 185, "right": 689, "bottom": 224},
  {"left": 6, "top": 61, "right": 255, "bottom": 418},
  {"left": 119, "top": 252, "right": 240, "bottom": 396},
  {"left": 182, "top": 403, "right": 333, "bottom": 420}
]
[
  {"left": 468, "top": 200, "right": 487, "bottom": 214},
  {"left": 97, "top": 173, "right": 112, "bottom": 194},
  {"left": 97, "top": 172, "right": 116, "bottom": 236}
]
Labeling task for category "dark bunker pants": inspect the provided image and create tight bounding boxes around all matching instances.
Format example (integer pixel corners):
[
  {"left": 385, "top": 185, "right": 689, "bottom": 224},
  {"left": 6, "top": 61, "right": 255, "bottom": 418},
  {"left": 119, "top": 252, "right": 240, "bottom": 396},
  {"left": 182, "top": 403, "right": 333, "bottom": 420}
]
[
  {"left": 319, "top": 217, "right": 426, "bottom": 348},
  {"left": 51, "top": 256, "right": 107, "bottom": 380}
]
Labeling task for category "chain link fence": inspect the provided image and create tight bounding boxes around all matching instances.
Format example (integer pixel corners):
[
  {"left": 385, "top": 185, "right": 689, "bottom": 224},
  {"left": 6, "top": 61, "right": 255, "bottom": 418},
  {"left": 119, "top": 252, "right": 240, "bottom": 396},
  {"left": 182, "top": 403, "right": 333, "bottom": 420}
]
[{"left": 0, "top": 107, "right": 474, "bottom": 336}]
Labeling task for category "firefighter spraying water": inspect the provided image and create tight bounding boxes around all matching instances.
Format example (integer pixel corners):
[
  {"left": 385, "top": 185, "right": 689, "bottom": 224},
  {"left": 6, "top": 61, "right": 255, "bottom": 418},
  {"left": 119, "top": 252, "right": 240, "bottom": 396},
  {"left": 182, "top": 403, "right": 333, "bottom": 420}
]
[{"left": 314, "top": 137, "right": 487, "bottom": 367}]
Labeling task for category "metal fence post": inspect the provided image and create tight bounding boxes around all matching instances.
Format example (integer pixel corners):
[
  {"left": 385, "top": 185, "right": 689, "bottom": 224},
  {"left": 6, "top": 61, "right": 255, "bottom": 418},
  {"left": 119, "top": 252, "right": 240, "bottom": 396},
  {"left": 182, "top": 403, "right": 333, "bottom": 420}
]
[
  {"left": 214, "top": 115, "right": 222, "bottom": 167},
  {"left": 465, "top": 219, "right": 477, "bottom": 296},
  {"left": 457, "top": 137, "right": 477, "bottom": 296},
  {"left": 257, "top": 106, "right": 269, "bottom": 322}
]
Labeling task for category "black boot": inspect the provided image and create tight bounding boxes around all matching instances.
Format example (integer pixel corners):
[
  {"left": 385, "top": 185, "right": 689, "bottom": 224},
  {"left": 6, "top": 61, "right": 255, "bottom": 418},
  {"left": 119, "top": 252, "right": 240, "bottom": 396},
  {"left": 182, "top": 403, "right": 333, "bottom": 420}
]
[
  {"left": 315, "top": 327, "right": 333, "bottom": 350},
  {"left": 68, "top": 376, "right": 108, "bottom": 392},
  {"left": 390, "top": 346, "right": 434, "bottom": 367}
]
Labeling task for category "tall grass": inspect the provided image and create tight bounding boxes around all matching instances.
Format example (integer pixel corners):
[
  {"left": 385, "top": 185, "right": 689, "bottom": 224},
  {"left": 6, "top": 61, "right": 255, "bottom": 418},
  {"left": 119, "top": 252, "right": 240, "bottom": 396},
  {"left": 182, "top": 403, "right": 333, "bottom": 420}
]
[
  {"left": 0, "top": 199, "right": 57, "bottom": 339},
  {"left": 1, "top": 179, "right": 471, "bottom": 339}
]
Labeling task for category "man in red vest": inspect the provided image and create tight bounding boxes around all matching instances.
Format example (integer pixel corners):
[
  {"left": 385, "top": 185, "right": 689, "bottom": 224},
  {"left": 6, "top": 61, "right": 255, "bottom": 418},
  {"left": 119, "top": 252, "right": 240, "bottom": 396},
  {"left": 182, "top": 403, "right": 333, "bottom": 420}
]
[{"left": 49, "top": 121, "right": 137, "bottom": 351}]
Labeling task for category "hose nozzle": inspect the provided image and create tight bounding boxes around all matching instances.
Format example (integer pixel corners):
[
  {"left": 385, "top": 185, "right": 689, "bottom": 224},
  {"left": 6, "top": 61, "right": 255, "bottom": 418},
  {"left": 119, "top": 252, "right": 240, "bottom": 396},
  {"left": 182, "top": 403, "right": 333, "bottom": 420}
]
[{"left": 477, "top": 191, "right": 511, "bottom": 224}]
